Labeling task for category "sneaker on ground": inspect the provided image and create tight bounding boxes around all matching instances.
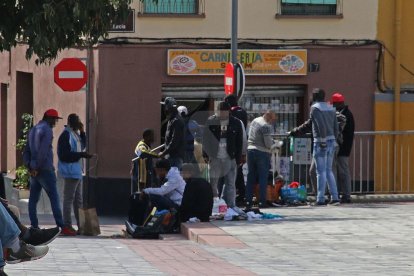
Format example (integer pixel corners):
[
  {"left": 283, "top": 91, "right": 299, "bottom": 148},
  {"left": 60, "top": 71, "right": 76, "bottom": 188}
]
[
  {"left": 23, "top": 227, "right": 61, "bottom": 246},
  {"left": 5, "top": 241, "right": 49, "bottom": 264},
  {"left": 328, "top": 200, "right": 340, "bottom": 206},
  {"left": 340, "top": 197, "right": 352, "bottom": 204},
  {"left": 312, "top": 201, "right": 327, "bottom": 206},
  {"left": 0, "top": 266, "right": 8, "bottom": 276},
  {"left": 61, "top": 226, "right": 77, "bottom": 236}
]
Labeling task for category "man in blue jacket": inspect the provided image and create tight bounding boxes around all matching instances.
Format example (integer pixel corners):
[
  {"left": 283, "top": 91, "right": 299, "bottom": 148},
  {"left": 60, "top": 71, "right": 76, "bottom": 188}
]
[
  {"left": 23, "top": 109, "right": 64, "bottom": 230},
  {"left": 57, "top": 114, "right": 92, "bottom": 236}
]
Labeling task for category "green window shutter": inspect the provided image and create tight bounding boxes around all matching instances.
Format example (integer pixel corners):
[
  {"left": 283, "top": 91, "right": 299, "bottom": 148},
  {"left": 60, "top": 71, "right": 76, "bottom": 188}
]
[
  {"left": 282, "top": 0, "right": 336, "bottom": 4},
  {"left": 144, "top": 0, "right": 197, "bottom": 14}
]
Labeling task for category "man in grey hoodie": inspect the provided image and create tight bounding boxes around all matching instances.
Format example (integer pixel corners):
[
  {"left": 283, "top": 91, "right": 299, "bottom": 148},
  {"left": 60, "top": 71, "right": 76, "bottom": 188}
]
[{"left": 310, "top": 89, "right": 340, "bottom": 205}]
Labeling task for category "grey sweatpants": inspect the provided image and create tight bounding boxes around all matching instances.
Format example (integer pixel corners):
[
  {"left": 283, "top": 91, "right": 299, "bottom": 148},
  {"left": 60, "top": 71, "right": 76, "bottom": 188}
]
[
  {"left": 63, "top": 178, "right": 82, "bottom": 228},
  {"left": 209, "top": 158, "right": 237, "bottom": 208},
  {"left": 336, "top": 156, "right": 352, "bottom": 198}
]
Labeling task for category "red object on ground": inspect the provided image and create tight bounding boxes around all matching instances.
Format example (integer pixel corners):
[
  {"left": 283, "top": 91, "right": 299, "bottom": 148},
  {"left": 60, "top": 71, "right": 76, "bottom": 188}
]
[{"left": 289, "top": 182, "right": 300, "bottom": 188}]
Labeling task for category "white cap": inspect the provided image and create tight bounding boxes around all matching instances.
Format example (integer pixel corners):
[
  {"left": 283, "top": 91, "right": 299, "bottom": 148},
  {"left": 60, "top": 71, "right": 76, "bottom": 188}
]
[{"left": 177, "top": 106, "right": 188, "bottom": 116}]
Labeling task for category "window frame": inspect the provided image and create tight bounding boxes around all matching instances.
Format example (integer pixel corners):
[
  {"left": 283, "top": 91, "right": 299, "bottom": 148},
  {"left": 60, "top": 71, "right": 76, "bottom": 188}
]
[
  {"left": 138, "top": 0, "right": 205, "bottom": 18},
  {"left": 276, "top": 0, "right": 343, "bottom": 19}
]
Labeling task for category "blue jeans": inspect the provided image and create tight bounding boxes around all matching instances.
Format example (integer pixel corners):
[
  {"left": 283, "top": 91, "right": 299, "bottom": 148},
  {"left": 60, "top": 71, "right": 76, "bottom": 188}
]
[
  {"left": 1, "top": 203, "right": 21, "bottom": 268},
  {"left": 29, "top": 169, "right": 64, "bottom": 228},
  {"left": 313, "top": 140, "right": 339, "bottom": 203},
  {"left": 246, "top": 149, "right": 270, "bottom": 205}
]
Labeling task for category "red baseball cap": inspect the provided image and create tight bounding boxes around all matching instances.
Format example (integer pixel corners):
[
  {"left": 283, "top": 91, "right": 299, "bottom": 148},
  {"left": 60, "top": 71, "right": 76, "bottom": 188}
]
[
  {"left": 331, "top": 92, "right": 345, "bottom": 103},
  {"left": 44, "top": 109, "right": 62, "bottom": 119}
]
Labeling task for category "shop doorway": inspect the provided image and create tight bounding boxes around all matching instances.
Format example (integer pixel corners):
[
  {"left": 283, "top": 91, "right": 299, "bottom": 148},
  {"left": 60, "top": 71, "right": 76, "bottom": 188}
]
[
  {"left": 161, "top": 85, "right": 306, "bottom": 132},
  {"left": 15, "top": 72, "right": 33, "bottom": 166},
  {"left": 0, "top": 83, "right": 7, "bottom": 172}
]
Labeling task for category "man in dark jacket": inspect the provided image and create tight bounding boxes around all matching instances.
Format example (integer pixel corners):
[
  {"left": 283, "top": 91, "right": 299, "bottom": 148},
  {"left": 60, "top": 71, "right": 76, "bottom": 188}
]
[
  {"left": 202, "top": 101, "right": 243, "bottom": 208},
  {"left": 224, "top": 94, "right": 248, "bottom": 205},
  {"left": 57, "top": 113, "right": 92, "bottom": 235},
  {"left": 177, "top": 105, "right": 200, "bottom": 164},
  {"left": 331, "top": 92, "right": 355, "bottom": 203},
  {"left": 159, "top": 97, "right": 185, "bottom": 170},
  {"left": 23, "top": 109, "right": 64, "bottom": 229},
  {"left": 180, "top": 163, "right": 213, "bottom": 222}
]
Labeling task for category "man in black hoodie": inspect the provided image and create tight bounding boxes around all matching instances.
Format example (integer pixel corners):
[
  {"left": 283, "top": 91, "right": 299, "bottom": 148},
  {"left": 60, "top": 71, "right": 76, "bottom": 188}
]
[
  {"left": 202, "top": 101, "right": 243, "bottom": 208},
  {"left": 159, "top": 97, "right": 185, "bottom": 170},
  {"left": 224, "top": 94, "right": 248, "bottom": 205},
  {"left": 331, "top": 92, "right": 355, "bottom": 203}
]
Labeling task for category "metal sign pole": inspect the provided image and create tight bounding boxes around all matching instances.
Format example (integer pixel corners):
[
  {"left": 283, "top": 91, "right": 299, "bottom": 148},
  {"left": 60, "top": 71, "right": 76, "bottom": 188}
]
[
  {"left": 231, "top": 0, "right": 238, "bottom": 64},
  {"left": 85, "top": 47, "right": 92, "bottom": 208}
]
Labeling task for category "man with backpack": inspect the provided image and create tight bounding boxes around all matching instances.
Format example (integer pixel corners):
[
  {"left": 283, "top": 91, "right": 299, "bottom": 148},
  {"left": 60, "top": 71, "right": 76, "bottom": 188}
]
[{"left": 331, "top": 92, "right": 355, "bottom": 203}]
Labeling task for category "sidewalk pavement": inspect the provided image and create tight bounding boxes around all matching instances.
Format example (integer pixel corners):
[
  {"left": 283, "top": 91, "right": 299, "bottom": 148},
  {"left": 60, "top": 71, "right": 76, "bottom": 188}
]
[{"left": 5, "top": 200, "right": 414, "bottom": 275}]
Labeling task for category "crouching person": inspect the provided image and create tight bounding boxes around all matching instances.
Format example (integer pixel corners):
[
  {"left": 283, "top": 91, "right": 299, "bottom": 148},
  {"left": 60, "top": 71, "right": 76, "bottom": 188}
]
[
  {"left": 142, "top": 158, "right": 186, "bottom": 211},
  {"left": 180, "top": 163, "right": 213, "bottom": 222},
  {"left": 128, "top": 159, "right": 186, "bottom": 226}
]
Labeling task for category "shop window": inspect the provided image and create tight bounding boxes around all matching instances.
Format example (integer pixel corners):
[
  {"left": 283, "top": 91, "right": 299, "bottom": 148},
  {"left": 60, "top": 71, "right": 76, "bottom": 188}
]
[
  {"left": 277, "top": 0, "right": 342, "bottom": 16},
  {"left": 139, "top": 0, "right": 205, "bottom": 16}
]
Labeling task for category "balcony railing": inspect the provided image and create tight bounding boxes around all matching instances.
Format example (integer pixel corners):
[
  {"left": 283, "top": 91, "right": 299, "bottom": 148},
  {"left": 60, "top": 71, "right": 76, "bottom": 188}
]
[
  {"left": 276, "top": 0, "right": 343, "bottom": 17},
  {"left": 138, "top": 0, "right": 205, "bottom": 16}
]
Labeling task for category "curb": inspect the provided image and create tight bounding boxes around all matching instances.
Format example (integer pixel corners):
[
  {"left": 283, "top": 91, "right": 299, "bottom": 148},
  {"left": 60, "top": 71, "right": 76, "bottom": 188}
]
[
  {"left": 307, "top": 194, "right": 414, "bottom": 203},
  {"left": 180, "top": 222, "right": 247, "bottom": 248}
]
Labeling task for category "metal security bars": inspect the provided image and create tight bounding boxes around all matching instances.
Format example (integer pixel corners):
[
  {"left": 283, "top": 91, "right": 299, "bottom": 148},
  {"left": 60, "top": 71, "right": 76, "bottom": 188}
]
[
  {"left": 350, "top": 131, "right": 414, "bottom": 194},
  {"left": 276, "top": 131, "right": 414, "bottom": 195},
  {"left": 139, "top": 0, "right": 205, "bottom": 15},
  {"left": 276, "top": 0, "right": 343, "bottom": 16}
]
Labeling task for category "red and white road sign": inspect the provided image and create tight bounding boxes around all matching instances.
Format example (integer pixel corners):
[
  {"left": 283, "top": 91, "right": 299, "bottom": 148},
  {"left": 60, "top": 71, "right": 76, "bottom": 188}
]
[
  {"left": 224, "top": 63, "right": 234, "bottom": 95},
  {"left": 54, "top": 58, "right": 88, "bottom": 92}
]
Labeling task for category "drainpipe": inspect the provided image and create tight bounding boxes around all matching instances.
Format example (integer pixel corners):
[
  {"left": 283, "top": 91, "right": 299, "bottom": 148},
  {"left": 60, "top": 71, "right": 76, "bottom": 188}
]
[
  {"left": 393, "top": 0, "right": 403, "bottom": 192},
  {"left": 394, "top": 0, "right": 402, "bottom": 132}
]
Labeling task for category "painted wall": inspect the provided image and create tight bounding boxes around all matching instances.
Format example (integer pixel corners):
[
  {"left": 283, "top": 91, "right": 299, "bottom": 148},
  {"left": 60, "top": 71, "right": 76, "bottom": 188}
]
[
  {"left": 0, "top": 47, "right": 87, "bottom": 173},
  {"left": 94, "top": 44, "right": 377, "bottom": 179},
  {"left": 108, "top": 0, "right": 378, "bottom": 40},
  {"left": 377, "top": 0, "right": 414, "bottom": 88}
]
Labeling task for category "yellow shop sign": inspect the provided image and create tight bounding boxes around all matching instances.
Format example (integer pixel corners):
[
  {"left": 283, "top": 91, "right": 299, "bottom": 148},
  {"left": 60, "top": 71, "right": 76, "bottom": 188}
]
[{"left": 167, "top": 49, "right": 307, "bottom": 76}]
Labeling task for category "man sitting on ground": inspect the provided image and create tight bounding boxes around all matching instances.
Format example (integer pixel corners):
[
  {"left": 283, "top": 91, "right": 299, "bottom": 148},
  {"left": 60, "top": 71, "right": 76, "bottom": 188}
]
[
  {"left": 1, "top": 197, "right": 60, "bottom": 246},
  {"left": 180, "top": 163, "right": 213, "bottom": 222},
  {"left": 142, "top": 159, "right": 186, "bottom": 211},
  {"left": 128, "top": 159, "right": 186, "bottom": 226},
  {"left": 1, "top": 202, "right": 50, "bottom": 276}
]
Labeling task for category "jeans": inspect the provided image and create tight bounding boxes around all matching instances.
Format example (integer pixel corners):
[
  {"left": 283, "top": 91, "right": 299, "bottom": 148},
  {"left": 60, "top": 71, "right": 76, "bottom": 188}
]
[
  {"left": 63, "top": 178, "right": 82, "bottom": 228},
  {"left": 336, "top": 156, "right": 352, "bottom": 198},
  {"left": 245, "top": 149, "right": 270, "bottom": 205},
  {"left": 1, "top": 203, "right": 21, "bottom": 268},
  {"left": 149, "top": 194, "right": 179, "bottom": 210},
  {"left": 209, "top": 158, "right": 237, "bottom": 208},
  {"left": 310, "top": 146, "right": 339, "bottom": 195},
  {"left": 29, "top": 169, "right": 64, "bottom": 228},
  {"left": 313, "top": 140, "right": 339, "bottom": 203}
]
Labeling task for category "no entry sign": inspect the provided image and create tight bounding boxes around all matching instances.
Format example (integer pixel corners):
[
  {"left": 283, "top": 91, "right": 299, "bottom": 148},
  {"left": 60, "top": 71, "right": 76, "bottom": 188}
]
[
  {"left": 224, "top": 63, "right": 234, "bottom": 95},
  {"left": 54, "top": 58, "right": 88, "bottom": 92}
]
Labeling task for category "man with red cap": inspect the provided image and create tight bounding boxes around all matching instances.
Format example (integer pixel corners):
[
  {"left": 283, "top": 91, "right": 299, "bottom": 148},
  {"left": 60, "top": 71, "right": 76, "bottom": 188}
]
[
  {"left": 23, "top": 109, "right": 65, "bottom": 230},
  {"left": 331, "top": 92, "right": 355, "bottom": 203}
]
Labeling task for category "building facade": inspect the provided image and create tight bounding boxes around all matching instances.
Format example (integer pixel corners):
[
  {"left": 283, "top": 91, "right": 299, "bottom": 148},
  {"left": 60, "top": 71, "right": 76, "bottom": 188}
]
[{"left": 1, "top": 0, "right": 384, "bottom": 214}]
